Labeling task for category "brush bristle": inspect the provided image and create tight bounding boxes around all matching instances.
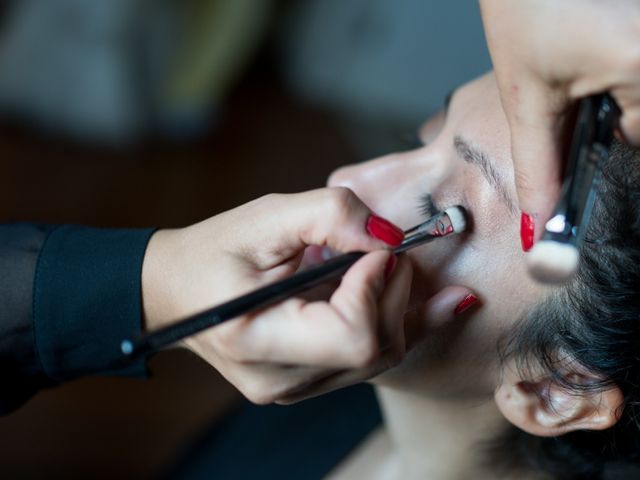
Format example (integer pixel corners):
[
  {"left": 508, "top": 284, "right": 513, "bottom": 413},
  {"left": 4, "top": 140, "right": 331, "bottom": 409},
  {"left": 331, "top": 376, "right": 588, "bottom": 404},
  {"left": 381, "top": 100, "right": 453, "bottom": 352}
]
[
  {"left": 527, "top": 241, "right": 579, "bottom": 283},
  {"left": 445, "top": 206, "right": 467, "bottom": 233}
]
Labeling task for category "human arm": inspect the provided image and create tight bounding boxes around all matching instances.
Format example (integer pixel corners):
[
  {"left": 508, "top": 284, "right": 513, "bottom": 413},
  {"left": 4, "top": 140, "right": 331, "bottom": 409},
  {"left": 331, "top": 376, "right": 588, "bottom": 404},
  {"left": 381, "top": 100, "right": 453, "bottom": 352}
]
[
  {"left": 141, "top": 188, "right": 408, "bottom": 404},
  {"left": 0, "top": 188, "right": 472, "bottom": 410},
  {"left": 0, "top": 223, "right": 153, "bottom": 413},
  {"left": 141, "top": 188, "right": 472, "bottom": 404}
]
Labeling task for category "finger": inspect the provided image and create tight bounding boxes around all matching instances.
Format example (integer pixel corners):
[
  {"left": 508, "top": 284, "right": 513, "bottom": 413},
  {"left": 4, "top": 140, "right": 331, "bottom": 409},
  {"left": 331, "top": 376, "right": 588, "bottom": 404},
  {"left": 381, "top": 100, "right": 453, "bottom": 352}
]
[
  {"left": 377, "top": 254, "right": 412, "bottom": 350},
  {"left": 227, "top": 362, "right": 339, "bottom": 405},
  {"left": 233, "top": 188, "right": 403, "bottom": 269},
  {"left": 611, "top": 80, "right": 640, "bottom": 147},
  {"left": 404, "top": 286, "right": 479, "bottom": 351},
  {"left": 275, "top": 258, "right": 413, "bottom": 404},
  {"left": 275, "top": 344, "right": 404, "bottom": 405},
  {"left": 503, "top": 83, "right": 567, "bottom": 248},
  {"left": 618, "top": 106, "right": 640, "bottom": 147},
  {"left": 222, "top": 251, "right": 391, "bottom": 368}
]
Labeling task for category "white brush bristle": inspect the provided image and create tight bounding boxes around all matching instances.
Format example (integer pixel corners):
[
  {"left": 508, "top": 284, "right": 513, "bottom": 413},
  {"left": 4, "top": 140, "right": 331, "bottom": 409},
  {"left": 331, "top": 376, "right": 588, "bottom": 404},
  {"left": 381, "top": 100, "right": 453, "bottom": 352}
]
[
  {"left": 528, "top": 241, "right": 579, "bottom": 284},
  {"left": 444, "top": 206, "right": 467, "bottom": 233}
]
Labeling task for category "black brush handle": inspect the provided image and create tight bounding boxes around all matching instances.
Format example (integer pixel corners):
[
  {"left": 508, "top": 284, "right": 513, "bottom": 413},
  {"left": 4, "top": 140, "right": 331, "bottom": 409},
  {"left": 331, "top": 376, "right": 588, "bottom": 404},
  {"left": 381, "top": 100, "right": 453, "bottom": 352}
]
[{"left": 121, "top": 251, "right": 364, "bottom": 358}]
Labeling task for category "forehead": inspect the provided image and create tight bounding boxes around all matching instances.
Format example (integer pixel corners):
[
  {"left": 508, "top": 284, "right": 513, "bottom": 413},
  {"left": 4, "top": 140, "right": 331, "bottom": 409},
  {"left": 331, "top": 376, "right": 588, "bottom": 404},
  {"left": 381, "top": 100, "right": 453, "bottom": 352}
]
[{"left": 447, "top": 74, "right": 512, "bottom": 164}]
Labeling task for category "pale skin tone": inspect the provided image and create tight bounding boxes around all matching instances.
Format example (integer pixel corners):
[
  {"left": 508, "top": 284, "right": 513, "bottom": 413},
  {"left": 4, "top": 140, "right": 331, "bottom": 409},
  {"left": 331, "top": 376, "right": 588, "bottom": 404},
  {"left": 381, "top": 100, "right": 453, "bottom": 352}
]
[
  {"left": 140, "top": 72, "right": 625, "bottom": 478},
  {"left": 138, "top": 0, "right": 640, "bottom": 409},
  {"left": 326, "top": 73, "right": 623, "bottom": 480},
  {"left": 141, "top": 188, "right": 473, "bottom": 404},
  {"left": 479, "top": 0, "right": 640, "bottom": 242}
]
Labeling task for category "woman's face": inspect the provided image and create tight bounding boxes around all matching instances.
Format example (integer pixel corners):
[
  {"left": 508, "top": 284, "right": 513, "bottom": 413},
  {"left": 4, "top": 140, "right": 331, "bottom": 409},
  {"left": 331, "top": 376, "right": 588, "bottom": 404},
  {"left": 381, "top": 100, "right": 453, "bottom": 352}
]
[{"left": 329, "top": 73, "right": 549, "bottom": 397}]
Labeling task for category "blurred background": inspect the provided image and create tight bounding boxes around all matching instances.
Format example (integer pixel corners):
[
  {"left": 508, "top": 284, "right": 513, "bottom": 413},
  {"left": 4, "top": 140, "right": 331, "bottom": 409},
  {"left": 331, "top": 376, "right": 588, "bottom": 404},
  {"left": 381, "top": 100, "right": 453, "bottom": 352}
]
[{"left": 0, "top": 1, "right": 491, "bottom": 478}]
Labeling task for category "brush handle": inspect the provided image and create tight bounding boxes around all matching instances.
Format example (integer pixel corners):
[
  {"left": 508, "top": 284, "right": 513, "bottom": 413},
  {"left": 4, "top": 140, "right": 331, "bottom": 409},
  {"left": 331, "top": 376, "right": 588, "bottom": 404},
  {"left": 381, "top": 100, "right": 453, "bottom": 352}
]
[
  {"left": 543, "top": 93, "right": 620, "bottom": 245},
  {"left": 121, "top": 210, "right": 459, "bottom": 358},
  {"left": 121, "top": 251, "right": 365, "bottom": 358}
]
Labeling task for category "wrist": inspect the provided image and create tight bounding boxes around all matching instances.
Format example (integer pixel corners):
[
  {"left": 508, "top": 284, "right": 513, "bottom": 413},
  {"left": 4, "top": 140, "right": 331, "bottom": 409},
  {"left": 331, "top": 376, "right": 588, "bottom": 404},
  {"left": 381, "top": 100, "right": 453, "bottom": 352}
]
[{"left": 141, "top": 228, "right": 181, "bottom": 332}]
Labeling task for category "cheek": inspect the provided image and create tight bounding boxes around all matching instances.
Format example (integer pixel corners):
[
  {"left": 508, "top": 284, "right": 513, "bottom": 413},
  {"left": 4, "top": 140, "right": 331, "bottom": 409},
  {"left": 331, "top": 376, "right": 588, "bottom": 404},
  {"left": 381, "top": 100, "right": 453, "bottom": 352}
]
[{"left": 407, "top": 170, "right": 536, "bottom": 325}]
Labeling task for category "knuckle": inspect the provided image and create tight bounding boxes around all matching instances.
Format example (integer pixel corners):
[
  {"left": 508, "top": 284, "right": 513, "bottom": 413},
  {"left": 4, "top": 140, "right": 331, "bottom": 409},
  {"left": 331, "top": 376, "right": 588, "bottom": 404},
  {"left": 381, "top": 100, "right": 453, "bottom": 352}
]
[
  {"left": 349, "top": 336, "right": 379, "bottom": 368},
  {"left": 242, "top": 381, "right": 277, "bottom": 405},
  {"left": 274, "top": 397, "right": 299, "bottom": 406},
  {"left": 325, "top": 187, "right": 358, "bottom": 221},
  {"left": 257, "top": 192, "right": 283, "bottom": 208},
  {"left": 621, "top": 24, "right": 640, "bottom": 74},
  {"left": 513, "top": 168, "right": 537, "bottom": 196},
  {"left": 353, "top": 278, "right": 382, "bottom": 312},
  {"left": 327, "top": 166, "right": 349, "bottom": 189},
  {"left": 215, "top": 332, "right": 250, "bottom": 363}
]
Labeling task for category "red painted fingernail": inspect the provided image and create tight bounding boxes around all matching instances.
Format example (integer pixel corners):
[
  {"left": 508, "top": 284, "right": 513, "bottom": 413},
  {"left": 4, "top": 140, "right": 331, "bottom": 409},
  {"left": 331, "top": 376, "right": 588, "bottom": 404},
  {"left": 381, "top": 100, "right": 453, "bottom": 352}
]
[
  {"left": 384, "top": 254, "right": 398, "bottom": 281},
  {"left": 366, "top": 215, "right": 404, "bottom": 247},
  {"left": 520, "top": 212, "right": 535, "bottom": 252},
  {"left": 454, "top": 294, "right": 478, "bottom": 315}
]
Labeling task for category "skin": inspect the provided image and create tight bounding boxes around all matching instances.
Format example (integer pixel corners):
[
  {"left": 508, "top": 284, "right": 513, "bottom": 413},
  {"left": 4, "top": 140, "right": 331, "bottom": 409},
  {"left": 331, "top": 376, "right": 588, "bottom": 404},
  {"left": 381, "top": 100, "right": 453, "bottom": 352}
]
[
  {"left": 142, "top": 186, "right": 475, "bottom": 404},
  {"left": 143, "top": 188, "right": 410, "bottom": 403},
  {"left": 141, "top": 68, "right": 625, "bottom": 477},
  {"left": 330, "top": 73, "right": 546, "bottom": 397},
  {"left": 326, "top": 73, "right": 620, "bottom": 479}
]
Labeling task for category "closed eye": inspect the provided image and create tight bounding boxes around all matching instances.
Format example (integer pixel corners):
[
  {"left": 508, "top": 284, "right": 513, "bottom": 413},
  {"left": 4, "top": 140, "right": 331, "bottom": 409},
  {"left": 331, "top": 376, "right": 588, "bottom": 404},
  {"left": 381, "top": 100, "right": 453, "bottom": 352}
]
[{"left": 418, "top": 193, "right": 439, "bottom": 218}]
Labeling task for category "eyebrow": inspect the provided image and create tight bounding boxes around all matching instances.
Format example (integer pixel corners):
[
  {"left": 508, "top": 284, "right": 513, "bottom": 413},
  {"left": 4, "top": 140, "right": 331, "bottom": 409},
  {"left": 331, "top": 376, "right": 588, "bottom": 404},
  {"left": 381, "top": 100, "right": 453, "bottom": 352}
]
[{"left": 453, "top": 135, "right": 518, "bottom": 215}]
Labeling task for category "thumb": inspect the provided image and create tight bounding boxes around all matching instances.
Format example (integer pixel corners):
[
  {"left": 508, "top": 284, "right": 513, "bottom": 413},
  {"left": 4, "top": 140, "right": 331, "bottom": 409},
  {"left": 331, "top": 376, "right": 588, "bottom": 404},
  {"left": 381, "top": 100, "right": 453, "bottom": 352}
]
[
  {"left": 234, "top": 188, "right": 403, "bottom": 269},
  {"left": 504, "top": 84, "right": 567, "bottom": 250}
]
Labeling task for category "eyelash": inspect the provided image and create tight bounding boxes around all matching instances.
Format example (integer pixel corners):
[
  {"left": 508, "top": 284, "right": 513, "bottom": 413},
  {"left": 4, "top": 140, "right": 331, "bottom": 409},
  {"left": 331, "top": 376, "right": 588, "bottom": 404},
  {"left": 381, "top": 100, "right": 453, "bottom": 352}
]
[{"left": 418, "top": 193, "right": 439, "bottom": 218}]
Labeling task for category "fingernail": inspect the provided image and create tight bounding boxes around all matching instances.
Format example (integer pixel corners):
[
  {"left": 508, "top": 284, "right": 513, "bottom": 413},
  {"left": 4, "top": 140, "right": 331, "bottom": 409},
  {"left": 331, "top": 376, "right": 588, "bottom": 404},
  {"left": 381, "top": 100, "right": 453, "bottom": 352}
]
[
  {"left": 454, "top": 294, "right": 478, "bottom": 315},
  {"left": 520, "top": 212, "right": 535, "bottom": 252},
  {"left": 384, "top": 254, "right": 398, "bottom": 281},
  {"left": 366, "top": 215, "right": 404, "bottom": 247}
]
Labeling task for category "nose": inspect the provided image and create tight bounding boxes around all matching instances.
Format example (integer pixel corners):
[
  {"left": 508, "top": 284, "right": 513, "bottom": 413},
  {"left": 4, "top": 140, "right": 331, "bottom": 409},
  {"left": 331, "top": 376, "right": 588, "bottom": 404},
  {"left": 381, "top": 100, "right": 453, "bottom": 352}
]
[{"left": 327, "top": 150, "right": 421, "bottom": 220}]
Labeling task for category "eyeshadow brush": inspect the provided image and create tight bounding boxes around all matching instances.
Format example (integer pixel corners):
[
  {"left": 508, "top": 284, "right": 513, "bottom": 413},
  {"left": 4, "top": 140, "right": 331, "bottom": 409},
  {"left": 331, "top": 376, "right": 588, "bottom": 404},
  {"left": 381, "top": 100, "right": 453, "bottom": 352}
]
[
  {"left": 528, "top": 94, "right": 620, "bottom": 283},
  {"left": 120, "top": 206, "right": 467, "bottom": 359}
]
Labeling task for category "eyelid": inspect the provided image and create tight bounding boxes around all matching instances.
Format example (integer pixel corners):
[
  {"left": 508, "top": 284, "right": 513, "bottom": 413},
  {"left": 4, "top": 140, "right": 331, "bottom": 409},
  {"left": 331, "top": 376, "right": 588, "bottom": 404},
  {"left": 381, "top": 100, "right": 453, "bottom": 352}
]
[
  {"left": 420, "top": 190, "right": 473, "bottom": 236},
  {"left": 418, "top": 193, "right": 439, "bottom": 218},
  {"left": 444, "top": 87, "right": 457, "bottom": 116}
]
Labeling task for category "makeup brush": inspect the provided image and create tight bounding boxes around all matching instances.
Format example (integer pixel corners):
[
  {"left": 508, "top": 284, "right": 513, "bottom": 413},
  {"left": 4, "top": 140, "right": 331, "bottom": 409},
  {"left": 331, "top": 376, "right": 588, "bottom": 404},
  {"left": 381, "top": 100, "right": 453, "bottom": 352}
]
[
  {"left": 120, "top": 206, "right": 467, "bottom": 358},
  {"left": 528, "top": 94, "right": 620, "bottom": 283}
]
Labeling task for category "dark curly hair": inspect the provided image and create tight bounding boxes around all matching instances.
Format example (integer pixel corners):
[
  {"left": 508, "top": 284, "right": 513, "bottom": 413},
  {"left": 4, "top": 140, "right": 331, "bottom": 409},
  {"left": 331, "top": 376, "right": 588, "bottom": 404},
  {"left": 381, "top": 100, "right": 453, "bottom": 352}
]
[{"left": 493, "top": 141, "right": 640, "bottom": 479}]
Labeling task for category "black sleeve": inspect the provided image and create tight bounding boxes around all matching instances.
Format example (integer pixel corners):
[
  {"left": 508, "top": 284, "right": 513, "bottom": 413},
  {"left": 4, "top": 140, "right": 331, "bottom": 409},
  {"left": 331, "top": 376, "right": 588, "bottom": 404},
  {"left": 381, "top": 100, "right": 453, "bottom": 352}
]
[{"left": 0, "top": 224, "right": 155, "bottom": 414}]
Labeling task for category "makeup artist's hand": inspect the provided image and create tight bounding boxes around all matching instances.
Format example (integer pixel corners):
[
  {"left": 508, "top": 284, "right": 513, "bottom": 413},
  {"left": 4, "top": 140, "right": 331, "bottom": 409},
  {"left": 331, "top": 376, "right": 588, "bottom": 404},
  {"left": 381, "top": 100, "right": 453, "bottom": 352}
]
[
  {"left": 479, "top": 0, "right": 640, "bottom": 248},
  {"left": 140, "top": 187, "right": 418, "bottom": 404}
]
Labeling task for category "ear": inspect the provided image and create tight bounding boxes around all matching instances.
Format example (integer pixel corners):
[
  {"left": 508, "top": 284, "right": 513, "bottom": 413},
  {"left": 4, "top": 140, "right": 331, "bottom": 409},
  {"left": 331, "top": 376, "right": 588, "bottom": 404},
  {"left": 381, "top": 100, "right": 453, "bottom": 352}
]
[{"left": 494, "top": 363, "right": 624, "bottom": 437}]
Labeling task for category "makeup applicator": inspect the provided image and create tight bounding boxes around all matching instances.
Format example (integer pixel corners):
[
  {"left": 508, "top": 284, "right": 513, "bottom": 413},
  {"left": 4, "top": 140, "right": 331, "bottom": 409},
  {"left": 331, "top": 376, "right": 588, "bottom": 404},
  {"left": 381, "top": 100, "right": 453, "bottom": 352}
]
[
  {"left": 528, "top": 94, "right": 620, "bottom": 283},
  {"left": 121, "top": 206, "right": 467, "bottom": 358}
]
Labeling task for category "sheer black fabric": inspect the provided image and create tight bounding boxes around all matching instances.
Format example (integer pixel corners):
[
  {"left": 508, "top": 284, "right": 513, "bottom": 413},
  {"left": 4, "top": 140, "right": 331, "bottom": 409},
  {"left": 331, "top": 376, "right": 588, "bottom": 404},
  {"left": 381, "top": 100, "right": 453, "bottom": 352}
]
[
  {"left": 0, "top": 224, "right": 56, "bottom": 412},
  {"left": 0, "top": 224, "right": 154, "bottom": 414}
]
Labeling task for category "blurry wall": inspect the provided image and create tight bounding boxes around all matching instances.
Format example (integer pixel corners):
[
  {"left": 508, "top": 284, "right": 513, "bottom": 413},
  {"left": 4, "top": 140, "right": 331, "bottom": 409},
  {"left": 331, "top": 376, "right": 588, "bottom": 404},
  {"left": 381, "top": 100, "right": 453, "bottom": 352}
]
[
  {"left": 278, "top": 0, "right": 492, "bottom": 155},
  {"left": 0, "top": 0, "right": 272, "bottom": 142}
]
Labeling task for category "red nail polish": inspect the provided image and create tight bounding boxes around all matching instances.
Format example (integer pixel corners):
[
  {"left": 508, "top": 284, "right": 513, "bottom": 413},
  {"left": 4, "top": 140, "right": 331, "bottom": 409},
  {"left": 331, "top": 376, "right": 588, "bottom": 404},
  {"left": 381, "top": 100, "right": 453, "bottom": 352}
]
[
  {"left": 384, "top": 254, "right": 397, "bottom": 281},
  {"left": 454, "top": 294, "right": 478, "bottom": 315},
  {"left": 366, "top": 215, "right": 404, "bottom": 247},
  {"left": 520, "top": 212, "right": 535, "bottom": 252}
]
